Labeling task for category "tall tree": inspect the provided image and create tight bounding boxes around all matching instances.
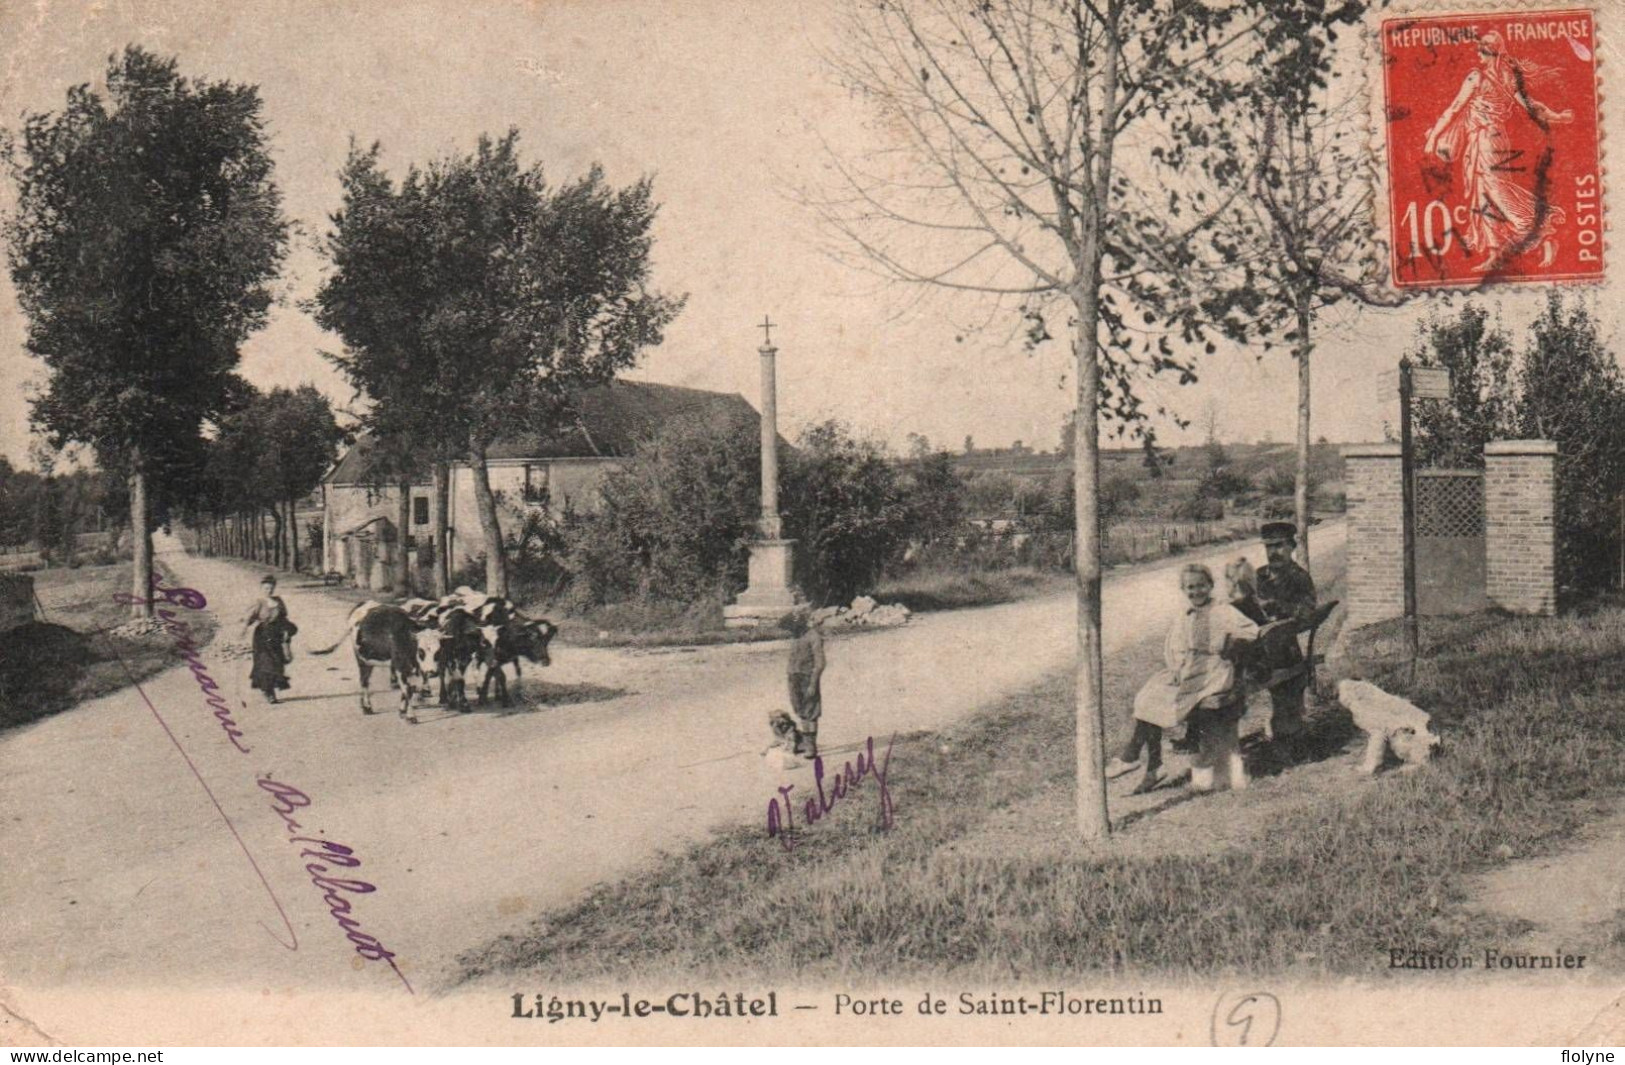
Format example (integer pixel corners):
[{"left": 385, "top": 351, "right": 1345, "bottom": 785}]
[
  {"left": 259, "top": 386, "right": 345, "bottom": 574},
  {"left": 813, "top": 0, "right": 1257, "bottom": 837},
  {"left": 1204, "top": 0, "right": 1386, "bottom": 573},
  {"left": 316, "top": 131, "right": 683, "bottom": 596},
  {"left": 4, "top": 47, "right": 287, "bottom": 616},
  {"left": 1409, "top": 304, "right": 1517, "bottom": 468}
]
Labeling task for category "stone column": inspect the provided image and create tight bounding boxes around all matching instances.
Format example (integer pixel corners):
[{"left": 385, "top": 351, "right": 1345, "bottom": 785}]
[
  {"left": 725, "top": 335, "right": 802, "bottom": 627},
  {"left": 1342, "top": 443, "right": 1405, "bottom": 630},
  {"left": 759, "top": 341, "right": 782, "bottom": 539},
  {"left": 1485, "top": 440, "right": 1557, "bottom": 615}
]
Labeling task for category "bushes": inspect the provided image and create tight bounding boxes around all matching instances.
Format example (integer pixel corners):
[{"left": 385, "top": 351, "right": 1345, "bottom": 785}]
[
  {"left": 560, "top": 411, "right": 759, "bottom": 607},
  {"left": 782, "top": 421, "right": 912, "bottom": 604}
]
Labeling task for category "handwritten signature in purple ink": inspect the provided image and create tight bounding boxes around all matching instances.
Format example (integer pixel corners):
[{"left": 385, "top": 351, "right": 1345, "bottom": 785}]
[
  {"left": 259, "top": 776, "right": 413, "bottom": 993},
  {"left": 766, "top": 734, "right": 895, "bottom": 852},
  {"left": 110, "top": 576, "right": 297, "bottom": 950}
]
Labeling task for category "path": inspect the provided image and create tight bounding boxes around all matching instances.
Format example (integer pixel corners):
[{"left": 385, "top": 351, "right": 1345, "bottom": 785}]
[{"left": 0, "top": 523, "right": 1345, "bottom": 1009}]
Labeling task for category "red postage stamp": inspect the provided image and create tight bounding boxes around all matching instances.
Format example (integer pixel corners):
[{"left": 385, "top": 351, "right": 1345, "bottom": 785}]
[{"left": 1379, "top": 7, "right": 1603, "bottom": 287}]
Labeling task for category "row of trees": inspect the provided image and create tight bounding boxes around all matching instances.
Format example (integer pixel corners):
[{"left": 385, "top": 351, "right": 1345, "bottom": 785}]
[
  {"left": 5, "top": 46, "right": 674, "bottom": 612},
  {"left": 0, "top": 458, "right": 113, "bottom": 563}
]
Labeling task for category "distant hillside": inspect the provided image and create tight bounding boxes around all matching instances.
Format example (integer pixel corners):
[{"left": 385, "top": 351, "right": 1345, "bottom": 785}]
[{"left": 949, "top": 441, "right": 1346, "bottom": 489}]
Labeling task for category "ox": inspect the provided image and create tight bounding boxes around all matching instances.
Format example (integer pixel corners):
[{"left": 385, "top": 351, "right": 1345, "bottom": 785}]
[
  {"left": 310, "top": 602, "right": 428, "bottom": 722},
  {"left": 414, "top": 606, "right": 494, "bottom": 712},
  {"left": 477, "top": 618, "right": 558, "bottom": 707}
]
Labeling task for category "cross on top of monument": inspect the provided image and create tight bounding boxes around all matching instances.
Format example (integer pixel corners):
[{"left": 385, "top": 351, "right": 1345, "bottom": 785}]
[{"left": 759, "top": 314, "right": 776, "bottom": 348}]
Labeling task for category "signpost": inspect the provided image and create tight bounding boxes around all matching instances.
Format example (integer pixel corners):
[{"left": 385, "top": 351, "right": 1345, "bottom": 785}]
[
  {"left": 1398, "top": 359, "right": 1420, "bottom": 676},
  {"left": 1384, "top": 358, "right": 1450, "bottom": 679}
]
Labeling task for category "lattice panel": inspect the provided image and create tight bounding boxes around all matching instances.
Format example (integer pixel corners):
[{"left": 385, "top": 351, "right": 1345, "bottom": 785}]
[{"left": 1416, "top": 472, "right": 1485, "bottom": 537}]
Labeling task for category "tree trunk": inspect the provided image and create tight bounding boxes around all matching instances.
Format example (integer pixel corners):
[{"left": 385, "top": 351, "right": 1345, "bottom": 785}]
[
  {"left": 432, "top": 462, "right": 451, "bottom": 597},
  {"left": 128, "top": 456, "right": 153, "bottom": 619},
  {"left": 289, "top": 497, "right": 300, "bottom": 573},
  {"left": 469, "top": 440, "right": 508, "bottom": 596},
  {"left": 1294, "top": 293, "right": 1313, "bottom": 576},
  {"left": 270, "top": 505, "right": 285, "bottom": 569},
  {"left": 1072, "top": 278, "right": 1109, "bottom": 841},
  {"left": 396, "top": 479, "right": 412, "bottom": 597}
]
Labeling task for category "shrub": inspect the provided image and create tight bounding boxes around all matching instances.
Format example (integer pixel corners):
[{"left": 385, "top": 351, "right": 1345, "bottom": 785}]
[
  {"left": 561, "top": 411, "right": 760, "bottom": 607},
  {"left": 782, "top": 421, "right": 911, "bottom": 605}
]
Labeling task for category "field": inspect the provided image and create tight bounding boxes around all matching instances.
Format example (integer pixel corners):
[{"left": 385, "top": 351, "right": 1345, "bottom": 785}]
[
  {"left": 0, "top": 562, "right": 220, "bottom": 731},
  {"left": 459, "top": 578, "right": 1625, "bottom": 985}
]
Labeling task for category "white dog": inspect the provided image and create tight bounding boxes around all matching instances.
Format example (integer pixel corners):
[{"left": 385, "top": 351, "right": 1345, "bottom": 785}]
[{"left": 1337, "top": 679, "right": 1441, "bottom": 774}]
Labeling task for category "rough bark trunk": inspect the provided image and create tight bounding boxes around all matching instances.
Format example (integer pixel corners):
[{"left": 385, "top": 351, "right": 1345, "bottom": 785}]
[
  {"left": 1072, "top": 276, "right": 1109, "bottom": 841},
  {"left": 129, "top": 456, "right": 153, "bottom": 619},
  {"left": 1294, "top": 294, "right": 1314, "bottom": 576},
  {"left": 269, "top": 505, "right": 284, "bottom": 570},
  {"left": 289, "top": 497, "right": 300, "bottom": 573},
  {"left": 432, "top": 462, "right": 451, "bottom": 597},
  {"left": 469, "top": 441, "right": 508, "bottom": 597},
  {"left": 395, "top": 479, "right": 412, "bottom": 596}
]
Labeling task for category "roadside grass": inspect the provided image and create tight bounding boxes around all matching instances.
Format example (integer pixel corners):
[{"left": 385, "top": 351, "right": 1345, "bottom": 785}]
[
  {"left": 872, "top": 565, "right": 1062, "bottom": 613},
  {"left": 1, "top": 561, "right": 220, "bottom": 731},
  {"left": 458, "top": 585, "right": 1625, "bottom": 985}
]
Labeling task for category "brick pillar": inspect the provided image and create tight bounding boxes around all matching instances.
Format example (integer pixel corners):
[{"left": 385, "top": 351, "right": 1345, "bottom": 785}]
[
  {"left": 1485, "top": 440, "right": 1557, "bottom": 615},
  {"left": 1342, "top": 443, "right": 1405, "bottom": 629}
]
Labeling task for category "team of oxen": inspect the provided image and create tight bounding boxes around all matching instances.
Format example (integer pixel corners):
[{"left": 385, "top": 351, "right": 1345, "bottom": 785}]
[{"left": 311, "top": 587, "right": 557, "bottom": 723}]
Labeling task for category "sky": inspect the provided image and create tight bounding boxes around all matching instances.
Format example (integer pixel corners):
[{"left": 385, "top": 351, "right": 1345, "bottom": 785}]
[{"left": 0, "top": 0, "right": 1618, "bottom": 469}]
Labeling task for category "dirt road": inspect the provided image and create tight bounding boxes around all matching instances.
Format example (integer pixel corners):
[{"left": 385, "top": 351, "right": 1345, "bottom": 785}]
[{"left": 0, "top": 524, "right": 1345, "bottom": 1004}]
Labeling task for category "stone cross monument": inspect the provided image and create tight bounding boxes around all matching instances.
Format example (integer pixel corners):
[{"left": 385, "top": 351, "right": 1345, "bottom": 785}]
[{"left": 724, "top": 316, "right": 802, "bottom": 627}]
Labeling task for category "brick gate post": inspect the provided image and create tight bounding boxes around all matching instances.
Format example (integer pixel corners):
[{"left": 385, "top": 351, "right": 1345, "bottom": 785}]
[
  {"left": 1484, "top": 440, "right": 1557, "bottom": 616},
  {"left": 1342, "top": 443, "right": 1405, "bottom": 629}
]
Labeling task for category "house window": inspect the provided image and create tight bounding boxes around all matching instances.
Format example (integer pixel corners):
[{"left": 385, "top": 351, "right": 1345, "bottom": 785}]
[
  {"left": 522, "top": 464, "right": 550, "bottom": 505},
  {"left": 413, "top": 497, "right": 429, "bottom": 526}
]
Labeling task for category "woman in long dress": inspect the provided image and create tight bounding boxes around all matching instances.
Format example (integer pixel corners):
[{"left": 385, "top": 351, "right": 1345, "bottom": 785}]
[
  {"left": 241, "top": 575, "right": 297, "bottom": 704},
  {"left": 1423, "top": 30, "right": 1575, "bottom": 271}
]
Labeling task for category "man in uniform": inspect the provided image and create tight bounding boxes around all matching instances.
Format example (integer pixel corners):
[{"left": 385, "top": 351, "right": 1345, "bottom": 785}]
[{"left": 1256, "top": 520, "right": 1317, "bottom": 747}]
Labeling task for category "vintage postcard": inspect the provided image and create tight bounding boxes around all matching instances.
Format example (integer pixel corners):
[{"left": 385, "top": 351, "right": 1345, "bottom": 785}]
[{"left": 2, "top": 0, "right": 1624, "bottom": 1051}]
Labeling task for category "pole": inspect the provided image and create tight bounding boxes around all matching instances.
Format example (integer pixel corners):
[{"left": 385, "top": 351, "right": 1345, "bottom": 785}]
[
  {"left": 1399, "top": 357, "right": 1420, "bottom": 677},
  {"left": 759, "top": 339, "right": 782, "bottom": 539}
]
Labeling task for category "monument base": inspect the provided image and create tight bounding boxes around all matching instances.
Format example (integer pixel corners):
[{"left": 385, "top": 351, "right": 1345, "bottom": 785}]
[{"left": 724, "top": 538, "right": 802, "bottom": 627}]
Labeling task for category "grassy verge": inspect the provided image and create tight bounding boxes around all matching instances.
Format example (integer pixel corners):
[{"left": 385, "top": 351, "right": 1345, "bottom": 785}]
[
  {"left": 872, "top": 565, "right": 1064, "bottom": 613},
  {"left": 460, "top": 582, "right": 1625, "bottom": 985},
  {"left": 1, "top": 561, "right": 221, "bottom": 731}
]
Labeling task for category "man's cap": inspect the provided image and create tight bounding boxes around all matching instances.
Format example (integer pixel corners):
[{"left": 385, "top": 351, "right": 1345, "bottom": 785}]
[{"left": 1261, "top": 521, "right": 1298, "bottom": 545}]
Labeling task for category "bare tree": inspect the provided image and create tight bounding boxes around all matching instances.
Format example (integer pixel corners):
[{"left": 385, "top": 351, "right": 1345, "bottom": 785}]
[
  {"left": 813, "top": 0, "right": 1260, "bottom": 837},
  {"left": 1204, "top": 1, "right": 1398, "bottom": 573}
]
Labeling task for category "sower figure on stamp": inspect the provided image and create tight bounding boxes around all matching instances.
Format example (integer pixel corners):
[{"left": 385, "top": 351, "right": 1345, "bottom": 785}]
[{"left": 1256, "top": 522, "right": 1317, "bottom": 750}]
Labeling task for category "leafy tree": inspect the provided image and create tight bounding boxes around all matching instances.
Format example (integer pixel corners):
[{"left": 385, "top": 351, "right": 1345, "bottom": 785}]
[
  {"left": 1513, "top": 293, "right": 1625, "bottom": 590},
  {"left": 1196, "top": 439, "right": 1252, "bottom": 500},
  {"left": 4, "top": 47, "right": 287, "bottom": 615},
  {"left": 1410, "top": 304, "right": 1517, "bottom": 468},
  {"left": 900, "top": 451, "right": 965, "bottom": 547},
  {"left": 783, "top": 421, "right": 912, "bottom": 605},
  {"left": 316, "top": 131, "right": 684, "bottom": 597}
]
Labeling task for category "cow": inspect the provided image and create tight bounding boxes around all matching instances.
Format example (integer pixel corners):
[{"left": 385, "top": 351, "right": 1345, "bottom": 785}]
[
  {"left": 478, "top": 618, "right": 558, "bottom": 707},
  {"left": 310, "top": 603, "right": 428, "bottom": 722},
  {"left": 414, "top": 606, "right": 495, "bottom": 712}
]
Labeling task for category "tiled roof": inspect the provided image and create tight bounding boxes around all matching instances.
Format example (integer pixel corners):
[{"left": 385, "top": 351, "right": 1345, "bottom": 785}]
[{"left": 326, "top": 379, "right": 760, "bottom": 486}]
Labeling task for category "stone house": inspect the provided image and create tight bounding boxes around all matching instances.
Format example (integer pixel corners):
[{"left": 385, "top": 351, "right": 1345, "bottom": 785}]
[{"left": 321, "top": 379, "right": 762, "bottom": 584}]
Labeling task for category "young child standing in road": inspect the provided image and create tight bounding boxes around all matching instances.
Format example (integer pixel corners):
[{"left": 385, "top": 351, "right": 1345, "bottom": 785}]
[{"left": 783, "top": 610, "right": 826, "bottom": 759}]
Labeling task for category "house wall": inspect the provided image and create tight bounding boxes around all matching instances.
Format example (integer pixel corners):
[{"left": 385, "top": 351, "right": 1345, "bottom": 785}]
[{"left": 326, "top": 457, "right": 624, "bottom": 576}]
